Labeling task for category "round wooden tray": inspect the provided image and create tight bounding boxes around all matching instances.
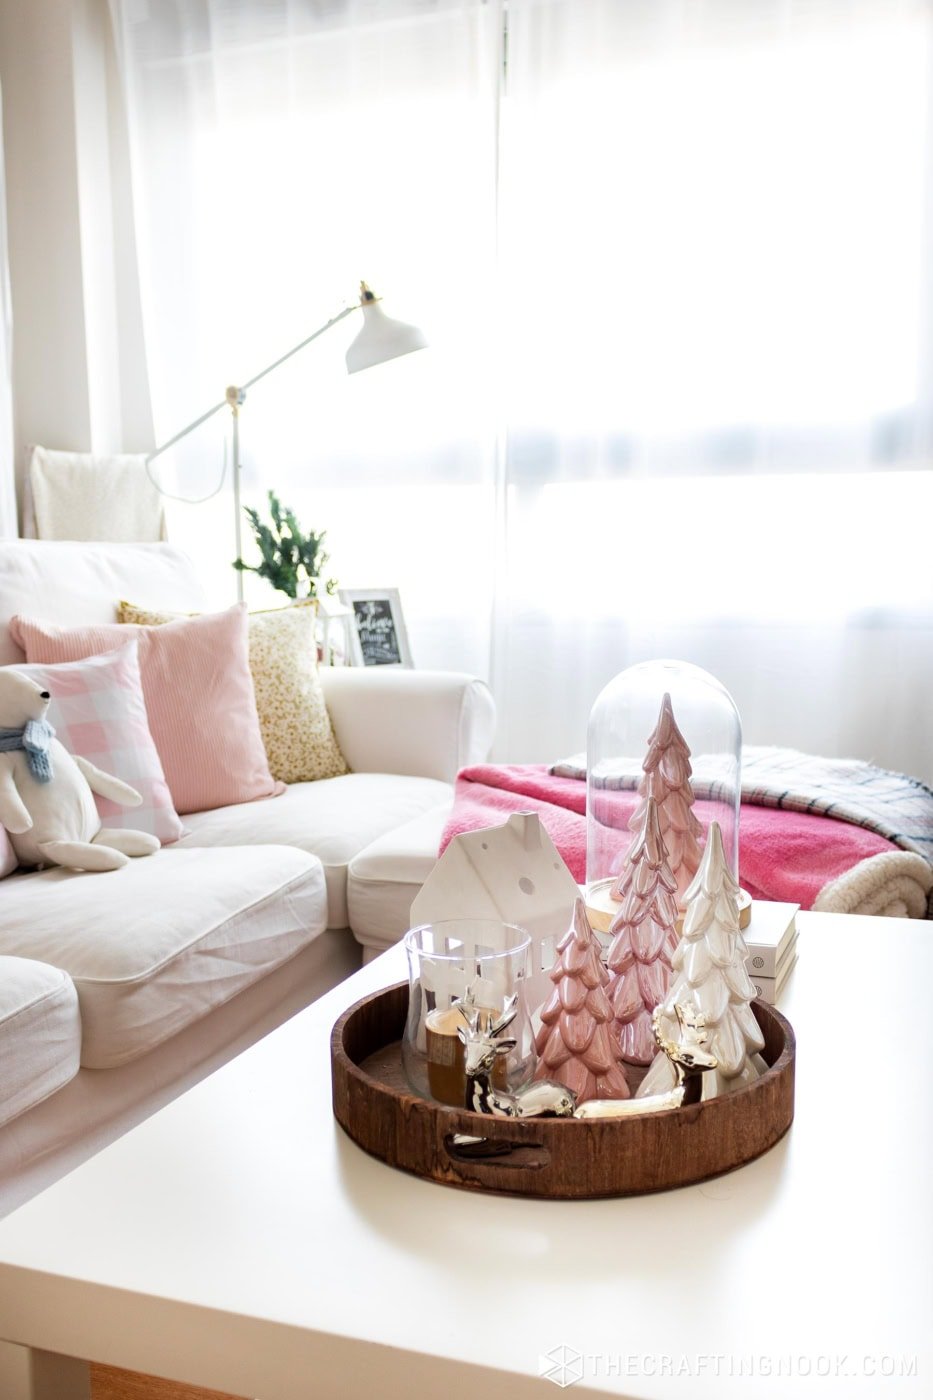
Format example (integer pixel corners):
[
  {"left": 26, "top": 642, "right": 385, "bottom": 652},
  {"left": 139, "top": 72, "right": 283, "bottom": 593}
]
[{"left": 331, "top": 983, "right": 795, "bottom": 1200}]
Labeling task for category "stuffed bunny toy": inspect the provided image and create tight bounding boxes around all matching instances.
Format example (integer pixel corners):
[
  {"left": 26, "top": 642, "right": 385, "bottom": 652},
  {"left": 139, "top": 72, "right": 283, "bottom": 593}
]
[{"left": 0, "top": 668, "right": 160, "bottom": 872}]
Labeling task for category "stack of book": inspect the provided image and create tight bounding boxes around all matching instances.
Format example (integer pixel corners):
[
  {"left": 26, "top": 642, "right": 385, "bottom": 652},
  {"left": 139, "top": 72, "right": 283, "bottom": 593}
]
[{"left": 743, "top": 900, "right": 799, "bottom": 1004}]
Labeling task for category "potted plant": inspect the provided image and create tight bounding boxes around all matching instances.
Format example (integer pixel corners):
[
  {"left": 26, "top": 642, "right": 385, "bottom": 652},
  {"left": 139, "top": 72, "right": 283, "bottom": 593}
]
[{"left": 233, "top": 490, "right": 337, "bottom": 601}]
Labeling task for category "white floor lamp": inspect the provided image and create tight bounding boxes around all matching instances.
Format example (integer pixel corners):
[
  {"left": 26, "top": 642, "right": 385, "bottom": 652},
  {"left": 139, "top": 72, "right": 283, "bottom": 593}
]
[{"left": 145, "top": 282, "right": 427, "bottom": 601}]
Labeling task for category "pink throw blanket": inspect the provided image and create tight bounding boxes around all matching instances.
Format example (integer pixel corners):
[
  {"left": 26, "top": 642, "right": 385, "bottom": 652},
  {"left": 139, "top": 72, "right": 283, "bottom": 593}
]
[{"left": 441, "top": 764, "right": 897, "bottom": 910}]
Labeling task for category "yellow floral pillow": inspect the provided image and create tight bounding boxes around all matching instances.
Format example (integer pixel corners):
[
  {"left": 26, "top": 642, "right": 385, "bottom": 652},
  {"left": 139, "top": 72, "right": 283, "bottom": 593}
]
[{"left": 118, "top": 600, "right": 348, "bottom": 784}]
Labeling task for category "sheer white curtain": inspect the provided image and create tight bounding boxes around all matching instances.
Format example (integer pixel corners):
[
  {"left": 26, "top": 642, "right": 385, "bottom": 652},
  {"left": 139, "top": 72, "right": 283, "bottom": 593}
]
[
  {"left": 0, "top": 83, "right": 16, "bottom": 537},
  {"left": 495, "top": 0, "right": 933, "bottom": 778},
  {"left": 111, "top": 0, "right": 502, "bottom": 679},
  {"left": 112, "top": 0, "right": 933, "bottom": 779}
]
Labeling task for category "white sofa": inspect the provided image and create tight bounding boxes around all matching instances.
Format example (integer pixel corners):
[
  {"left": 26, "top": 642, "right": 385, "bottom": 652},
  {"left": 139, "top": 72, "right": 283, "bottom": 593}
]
[{"left": 0, "top": 540, "right": 494, "bottom": 1214}]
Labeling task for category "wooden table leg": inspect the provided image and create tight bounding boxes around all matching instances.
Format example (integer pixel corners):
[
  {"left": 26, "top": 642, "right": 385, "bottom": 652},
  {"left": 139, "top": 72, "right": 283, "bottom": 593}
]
[{"left": 0, "top": 1342, "right": 90, "bottom": 1399}]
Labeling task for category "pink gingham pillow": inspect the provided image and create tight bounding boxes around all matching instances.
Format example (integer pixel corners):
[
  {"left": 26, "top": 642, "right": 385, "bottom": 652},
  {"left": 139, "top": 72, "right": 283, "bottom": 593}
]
[
  {"left": 16, "top": 641, "right": 185, "bottom": 844},
  {"left": 10, "top": 604, "right": 282, "bottom": 815}
]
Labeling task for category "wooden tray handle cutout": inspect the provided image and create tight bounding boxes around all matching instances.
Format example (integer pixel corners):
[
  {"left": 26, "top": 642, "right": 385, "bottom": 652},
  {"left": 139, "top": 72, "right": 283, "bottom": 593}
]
[{"left": 444, "top": 1133, "right": 550, "bottom": 1171}]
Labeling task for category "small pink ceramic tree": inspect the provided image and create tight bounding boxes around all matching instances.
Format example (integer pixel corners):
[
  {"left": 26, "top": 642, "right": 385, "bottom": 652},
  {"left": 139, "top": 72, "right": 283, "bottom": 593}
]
[
  {"left": 637, "top": 820, "right": 766, "bottom": 1102},
  {"left": 613, "top": 691, "right": 703, "bottom": 907},
  {"left": 534, "top": 897, "right": 631, "bottom": 1103},
  {"left": 606, "top": 798, "right": 677, "bottom": 1065}
]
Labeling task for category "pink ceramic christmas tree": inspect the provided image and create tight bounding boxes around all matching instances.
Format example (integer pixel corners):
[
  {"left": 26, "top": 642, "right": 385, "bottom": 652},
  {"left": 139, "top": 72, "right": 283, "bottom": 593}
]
[
  {"left": 606, "top": 798, "right": 677, "bottom": 1065},
  {"left": 637, "top": 821, "right": 766, "bottom": 1102},
  {"left": 613, "top": 691, "right": 703, "bottom": 906},
  {"left": 534, "top": 897, "right": 631, "bottom": 1103}
]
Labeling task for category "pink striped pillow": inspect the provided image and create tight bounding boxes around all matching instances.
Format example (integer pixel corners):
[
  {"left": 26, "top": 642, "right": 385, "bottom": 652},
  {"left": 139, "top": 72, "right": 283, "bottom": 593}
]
[
  {"left": 17, "top": 641, "right": 185, "bottom": 844},
  {"left": 10, "top": 604, "right": 282, "bottom": 815}
]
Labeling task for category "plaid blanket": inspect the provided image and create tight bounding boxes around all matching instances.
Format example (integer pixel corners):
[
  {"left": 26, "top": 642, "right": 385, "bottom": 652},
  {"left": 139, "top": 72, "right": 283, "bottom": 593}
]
[{"left": 549, "top": 746, "right": 933, "bottom": 864}]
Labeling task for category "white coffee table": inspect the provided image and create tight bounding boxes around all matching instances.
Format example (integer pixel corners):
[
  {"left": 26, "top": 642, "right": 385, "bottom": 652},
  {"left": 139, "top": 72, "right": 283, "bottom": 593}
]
[{"left": 0, "top": 910, "right": 929, "bottom": 1400}]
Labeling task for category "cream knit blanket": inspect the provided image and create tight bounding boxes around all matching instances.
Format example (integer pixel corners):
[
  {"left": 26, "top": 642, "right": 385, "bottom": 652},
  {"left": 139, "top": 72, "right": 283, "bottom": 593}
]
[{"left": 812, "top": 850, "right": 933, "bottom": 919}]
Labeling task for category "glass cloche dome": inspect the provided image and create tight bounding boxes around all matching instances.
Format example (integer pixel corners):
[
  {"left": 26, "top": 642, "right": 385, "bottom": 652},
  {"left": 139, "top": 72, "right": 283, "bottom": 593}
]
[{"left": 586, "top": 660, "right": 742, "bottom": 929}]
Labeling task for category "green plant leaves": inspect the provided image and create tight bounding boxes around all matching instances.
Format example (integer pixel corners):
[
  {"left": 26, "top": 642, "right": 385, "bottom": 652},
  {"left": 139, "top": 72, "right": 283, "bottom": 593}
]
[{"left": 232, "top": 489, "right": 336, "bottom": 600}]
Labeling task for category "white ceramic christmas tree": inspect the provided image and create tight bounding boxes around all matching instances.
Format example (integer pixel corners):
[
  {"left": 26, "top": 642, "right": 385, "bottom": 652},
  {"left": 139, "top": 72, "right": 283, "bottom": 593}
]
[
  {"left": 612, "top": 691, "right": 703, "bottom": 907},
  {"left": 534, "top": 897, "right": 631, "bottom": 1104},
  {"left": 637, "top": 820, "right": 766, "bottom": 1102},
  {"left": 606, "top": 798, "right": 677, "bottom": 1065}
]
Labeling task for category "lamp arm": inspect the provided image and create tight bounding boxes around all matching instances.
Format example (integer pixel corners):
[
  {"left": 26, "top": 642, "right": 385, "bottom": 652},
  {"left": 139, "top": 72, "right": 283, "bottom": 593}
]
[
  {"left": 141, "top": 284, "right": 390, "bottom": 605},
  {"left": 145, "top": 396, "right": 229, "bottom": 466},
  {"left": 145, "top": 301, "right": 360, "bottom": 465},
  {"left": 239, "top": 302, "right": 357, "bottom": 396}
]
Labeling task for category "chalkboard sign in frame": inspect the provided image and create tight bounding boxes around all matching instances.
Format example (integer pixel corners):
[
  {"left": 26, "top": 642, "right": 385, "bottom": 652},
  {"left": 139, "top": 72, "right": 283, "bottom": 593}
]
[{"left": 338, "top": 588, "right": 413, "bottom": 668}]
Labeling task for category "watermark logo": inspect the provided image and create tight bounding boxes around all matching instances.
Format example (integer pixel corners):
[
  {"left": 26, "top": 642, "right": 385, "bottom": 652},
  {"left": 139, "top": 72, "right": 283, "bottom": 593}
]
[
  {"left": 538, "top": 1344, "right": 584, "bottom": 1388},
  {"left": 534, "top": 1350, "right": 918, "bottom": 1385}
]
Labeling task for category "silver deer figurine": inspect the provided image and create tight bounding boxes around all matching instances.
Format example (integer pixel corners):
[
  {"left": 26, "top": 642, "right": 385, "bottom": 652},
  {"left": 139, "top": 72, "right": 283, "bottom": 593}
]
[
  {"left": 455, "top": 993, "right": 576, "bottom": 1119},
  {"left": 573, "top": 999, "right": 719, "bottom": 1118}
]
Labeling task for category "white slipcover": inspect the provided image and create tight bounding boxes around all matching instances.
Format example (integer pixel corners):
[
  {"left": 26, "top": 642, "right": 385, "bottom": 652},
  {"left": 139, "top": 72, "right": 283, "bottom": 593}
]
[
  {"left": 320, "top": 666, "right": 495, "bottom": 785},
  {"left": 0, "top": 957, "right": 80, "bottom": 1127},
  {"left": 178, "top": 773, "right": 451, "bottom": 928},
  {"left": 347, "top": 804, "right": 450, "bottom": 954},
  {"left": 0, "top": 540, "right": 205, "bottom": 664},
  {"left": 0, "top": 847, "right": 327, "bottom": 1068}
]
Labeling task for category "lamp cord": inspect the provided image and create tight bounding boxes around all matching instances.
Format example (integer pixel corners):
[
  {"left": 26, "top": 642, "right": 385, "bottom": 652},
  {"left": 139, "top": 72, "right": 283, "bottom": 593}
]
[{"left": 144, "top": 440, "right": 229, "bottom": 505}]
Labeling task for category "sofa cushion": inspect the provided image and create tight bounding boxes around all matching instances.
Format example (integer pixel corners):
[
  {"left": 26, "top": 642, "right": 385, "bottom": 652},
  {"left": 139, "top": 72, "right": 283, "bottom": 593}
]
[
  {"left": 177, "top": 772, "right": 452, "bottom": 928},
  {"left": 0, "top": 956, "right": 81, "bottom": 1127},
  {"left": 0, "top": 847, "right": 327, "bottom": 1068},
  {"left": 347, "top": 804, "right": 450, "bottom": 951},
  {"left": 0, "top": 541, "right": 206, "bottom": 666},
  {"left": 11, "top": 604, "right": 283, "bottom": 815},
  {"left": 118, "top": 599, "right": 348, "bottom": 785}
]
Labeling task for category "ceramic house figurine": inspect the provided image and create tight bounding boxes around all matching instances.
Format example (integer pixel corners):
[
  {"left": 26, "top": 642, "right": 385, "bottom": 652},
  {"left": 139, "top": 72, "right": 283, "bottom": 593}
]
[
  {"left": 605, "top": 798, "right": 677, "bottom": 1065},
  {"left": 638, "top": 821, "right": 767, "bottom": 1102},
  {"left": 410, "top": 811, "right": 581, "bottom": 1010},
  {"left": 534, "top": 897, "right": 631, "bottom": 1103}
]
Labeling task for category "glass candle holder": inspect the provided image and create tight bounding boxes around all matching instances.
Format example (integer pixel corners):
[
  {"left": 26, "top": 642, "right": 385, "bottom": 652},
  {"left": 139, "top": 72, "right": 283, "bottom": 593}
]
[{"left": 402, "top": 920, "right": 535, "bottom": 1106}]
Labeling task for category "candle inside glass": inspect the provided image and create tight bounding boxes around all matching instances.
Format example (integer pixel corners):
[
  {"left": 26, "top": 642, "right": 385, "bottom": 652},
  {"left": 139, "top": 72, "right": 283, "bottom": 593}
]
[
  {"left": 402, "top": 921, "right": 535, "bottom": 1103},
  {"left": 425, "top": 1006, "right": 509, "bottom": 1107}
]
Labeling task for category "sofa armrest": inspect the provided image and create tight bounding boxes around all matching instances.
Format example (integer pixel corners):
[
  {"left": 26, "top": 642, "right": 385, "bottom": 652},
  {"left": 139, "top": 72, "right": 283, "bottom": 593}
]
[{"left": 318, "top": 668, "right": 496, "bottom": 783}]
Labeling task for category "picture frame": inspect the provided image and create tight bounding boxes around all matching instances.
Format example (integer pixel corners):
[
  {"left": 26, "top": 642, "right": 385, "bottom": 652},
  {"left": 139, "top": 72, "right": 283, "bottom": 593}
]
[{"left": 337, "top": 588, "right": 413, "bottom": 668}]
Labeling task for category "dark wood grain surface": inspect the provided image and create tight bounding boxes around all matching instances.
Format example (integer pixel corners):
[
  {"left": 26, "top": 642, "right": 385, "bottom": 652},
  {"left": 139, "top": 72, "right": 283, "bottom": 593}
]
[{"left": 91, "top": 1364, "right": 248, "bottom": 1400}]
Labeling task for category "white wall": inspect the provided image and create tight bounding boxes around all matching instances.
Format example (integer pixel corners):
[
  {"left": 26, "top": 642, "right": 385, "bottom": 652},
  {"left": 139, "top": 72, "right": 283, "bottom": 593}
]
[
  {"left": 0, "top": 0, "right": 92, "bottom": 506},
  {"left": 0, "top": 0, "right": 151, "bottom": 524},
  {"left": 0, "top": 79, "right": 16, "bottom": 537}
]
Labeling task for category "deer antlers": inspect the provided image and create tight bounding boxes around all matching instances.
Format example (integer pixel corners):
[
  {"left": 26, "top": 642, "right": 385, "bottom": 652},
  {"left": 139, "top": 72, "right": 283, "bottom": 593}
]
[{"left": 453, "top": 986, "right": 518, "bottom": 1045}]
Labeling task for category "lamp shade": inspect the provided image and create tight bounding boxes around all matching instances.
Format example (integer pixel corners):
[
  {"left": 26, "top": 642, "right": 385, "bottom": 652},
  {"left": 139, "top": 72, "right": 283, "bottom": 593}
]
[{"left": 345, "top": 296, "right": 428, "bottom": 374}]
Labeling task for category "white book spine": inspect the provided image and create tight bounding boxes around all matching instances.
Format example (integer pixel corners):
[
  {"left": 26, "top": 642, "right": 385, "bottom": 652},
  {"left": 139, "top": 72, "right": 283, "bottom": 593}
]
[
  {"left": 750, "top": 953, "right": 798, "bottom": 1006},
  {"left": 745, "top": 918, "right": 798, "bottom": 978}
]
